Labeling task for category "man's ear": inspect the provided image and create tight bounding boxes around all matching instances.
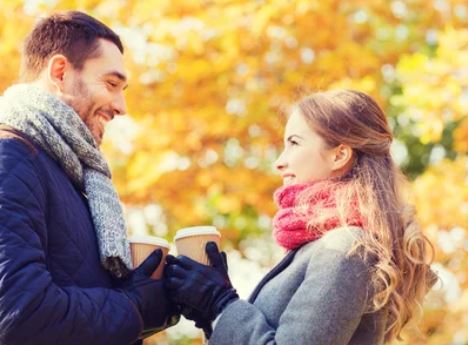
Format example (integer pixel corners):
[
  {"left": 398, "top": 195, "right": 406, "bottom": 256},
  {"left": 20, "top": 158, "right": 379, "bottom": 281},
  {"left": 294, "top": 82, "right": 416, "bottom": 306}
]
[
  {"left": 331, "top": 144, "right": 354, "bottom": 172},
  {"left": 46, "top": 54, "right": 69, "bottom": 93}
]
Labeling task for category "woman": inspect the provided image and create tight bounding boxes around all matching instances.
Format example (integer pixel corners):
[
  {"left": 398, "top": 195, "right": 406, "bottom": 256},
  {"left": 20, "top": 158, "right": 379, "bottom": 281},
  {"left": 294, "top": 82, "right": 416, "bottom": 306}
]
[{"left": 164, "top": 89, "right": 435, "bottom": 344}]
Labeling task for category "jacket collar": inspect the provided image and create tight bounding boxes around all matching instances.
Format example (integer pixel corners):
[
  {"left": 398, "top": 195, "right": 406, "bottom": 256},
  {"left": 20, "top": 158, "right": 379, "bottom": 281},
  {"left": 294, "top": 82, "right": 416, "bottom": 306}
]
[{"left": 248, "top": 249, "right": 298, "bottom": 303}]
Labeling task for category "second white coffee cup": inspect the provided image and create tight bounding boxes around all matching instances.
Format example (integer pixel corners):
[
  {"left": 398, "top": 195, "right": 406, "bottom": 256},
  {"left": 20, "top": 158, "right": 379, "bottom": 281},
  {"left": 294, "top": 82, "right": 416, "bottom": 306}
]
[{"left": 174, "top": 226, "right": 221, "bottom": 265}]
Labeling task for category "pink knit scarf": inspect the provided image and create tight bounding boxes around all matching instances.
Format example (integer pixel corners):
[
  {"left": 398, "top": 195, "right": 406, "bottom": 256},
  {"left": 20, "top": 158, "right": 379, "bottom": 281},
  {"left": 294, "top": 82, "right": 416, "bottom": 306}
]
[{"left": 272, "top": 181, "right": 364, "bottom": 250}]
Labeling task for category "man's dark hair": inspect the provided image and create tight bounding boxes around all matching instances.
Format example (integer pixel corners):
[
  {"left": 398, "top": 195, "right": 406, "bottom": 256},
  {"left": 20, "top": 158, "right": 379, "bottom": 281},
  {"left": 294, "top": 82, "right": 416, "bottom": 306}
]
[{"left": 20, "top": 11, "right": 123, "bottom": 81}]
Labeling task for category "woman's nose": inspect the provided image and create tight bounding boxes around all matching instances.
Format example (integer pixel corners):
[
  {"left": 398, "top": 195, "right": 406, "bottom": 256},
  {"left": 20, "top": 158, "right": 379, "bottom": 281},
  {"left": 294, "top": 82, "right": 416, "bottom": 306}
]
[{"left": 274, "top": 153, "right": 287, "bottom": 172}]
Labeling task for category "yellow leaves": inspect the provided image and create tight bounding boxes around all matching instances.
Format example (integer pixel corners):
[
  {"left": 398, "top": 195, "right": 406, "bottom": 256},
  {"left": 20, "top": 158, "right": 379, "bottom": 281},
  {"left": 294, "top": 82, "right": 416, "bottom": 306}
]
[
  {"left": 451, "top": 289, "right": 468, "bottom": 314},
  {"left": 252, "top": 5, "right": 276, "bottom": 36},
  {"left": 163, "top": 0, "right": 205, "bottom": 16},
  {"left": 436, "top": 27, "right": 468, "bottom": 65},
  {"left": 398, "top": 53, "right": 429, "bottom": 76},
  {"left": 329, "top": 76, "right": 377, "bottom": 94},
  {"left": 217, "top": 195, "right": 242, "bottom": 214},
  {"left": 394, "top": 27, "right": 468, "bottom": 145},
  {"left": 195, "top": 170, "right": 214, "bottom": 188},
  {"left": 396, "top": 55, "right": 458, "bottom": 112},
  {"left": 126, "top": 150, "right": 180, "bottom": 195},
  {"left": 418, "top": 117, "right": 445, "bottom": 144},
  {"left": 219, "top": 31, "right": 240, "bottom": 61},
  {"left": 0, "top": 8, "right": 31, "bottom": 54},
  {"left": 0, "top": 9, "right": 31, "bottom": 90},
  {"left": 449, "top": 289, "right": 468, "bottom": 342},
  {"left": 411, "top": 156, "right": 468, "bottom": 230},
  {"left": 454, "top": 117, "right": 468, "bottom": 154},
  {"left": 177, "top": 58, "right": 214, "bottom": 83},
  {"left": 296, "top": 0, "right": 319, "bottom": 14}
]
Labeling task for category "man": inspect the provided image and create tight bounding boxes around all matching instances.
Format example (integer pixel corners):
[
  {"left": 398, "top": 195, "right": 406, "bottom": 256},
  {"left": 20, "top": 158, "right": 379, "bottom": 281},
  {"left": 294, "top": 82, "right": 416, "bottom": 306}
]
[{"left": 0, "top": 11, "right": 177, "bottom": 345}]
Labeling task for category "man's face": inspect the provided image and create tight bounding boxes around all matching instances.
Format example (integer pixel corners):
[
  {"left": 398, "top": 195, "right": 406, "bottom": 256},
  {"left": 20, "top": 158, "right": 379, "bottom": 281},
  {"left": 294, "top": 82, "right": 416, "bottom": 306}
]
[{"left": 63, "top": 39, "right": 128, "bottom": 146}]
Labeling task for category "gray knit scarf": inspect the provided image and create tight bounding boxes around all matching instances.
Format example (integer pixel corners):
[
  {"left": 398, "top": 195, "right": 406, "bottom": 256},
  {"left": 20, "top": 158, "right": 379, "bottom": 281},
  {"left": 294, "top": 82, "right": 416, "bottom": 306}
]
[{"left": 0, "top": 84, "right": 132, "bottom": 278}]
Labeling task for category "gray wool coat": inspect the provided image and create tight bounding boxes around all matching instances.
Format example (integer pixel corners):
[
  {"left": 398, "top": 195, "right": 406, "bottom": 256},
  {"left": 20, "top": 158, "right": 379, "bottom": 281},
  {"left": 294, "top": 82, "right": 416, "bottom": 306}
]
[{"left": 208, "top": 227, "right": 387, "bottom": 345}]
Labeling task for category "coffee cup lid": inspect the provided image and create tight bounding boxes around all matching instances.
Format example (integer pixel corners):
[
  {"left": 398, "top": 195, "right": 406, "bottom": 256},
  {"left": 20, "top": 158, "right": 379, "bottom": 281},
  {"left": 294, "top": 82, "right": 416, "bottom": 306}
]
[
  {"left": 174, "top": 226, "right": 221, "bottom": 240},
  {"left": 128, "top": 235, "right": 170, "bottom": 248}
]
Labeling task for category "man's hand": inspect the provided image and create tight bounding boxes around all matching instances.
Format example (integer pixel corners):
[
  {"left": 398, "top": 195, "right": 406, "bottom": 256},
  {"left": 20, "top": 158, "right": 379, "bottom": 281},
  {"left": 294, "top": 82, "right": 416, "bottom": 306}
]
[{"left": 117, "top": 249, "right": 179, "bottom": 336}]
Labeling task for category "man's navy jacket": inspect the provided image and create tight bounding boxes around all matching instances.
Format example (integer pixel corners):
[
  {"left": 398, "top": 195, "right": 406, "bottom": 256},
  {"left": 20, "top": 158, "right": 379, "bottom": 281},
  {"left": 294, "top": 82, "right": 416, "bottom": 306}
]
[{"left": 0, "top": 135, "right": 142, "bottom": 345}]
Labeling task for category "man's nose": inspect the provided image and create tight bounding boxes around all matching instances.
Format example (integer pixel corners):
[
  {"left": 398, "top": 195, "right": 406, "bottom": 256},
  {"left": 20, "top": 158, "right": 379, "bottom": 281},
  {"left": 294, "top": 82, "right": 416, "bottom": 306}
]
[{"left": 112, "top": 92, "right": 127, "bottom": 116}]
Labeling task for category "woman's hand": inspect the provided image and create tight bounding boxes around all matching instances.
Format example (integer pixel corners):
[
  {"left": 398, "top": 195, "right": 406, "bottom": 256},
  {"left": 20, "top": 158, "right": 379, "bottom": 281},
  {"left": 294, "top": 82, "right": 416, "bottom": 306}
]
[{"left": 164, "top": 242, "right": 239, "bottom": 323}]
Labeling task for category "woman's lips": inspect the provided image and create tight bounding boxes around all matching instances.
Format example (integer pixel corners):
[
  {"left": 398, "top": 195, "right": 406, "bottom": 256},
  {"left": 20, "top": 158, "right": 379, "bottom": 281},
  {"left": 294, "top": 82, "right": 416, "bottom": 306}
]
[{"left": 282, "top": 174, "right": 295, "bottom": 183}]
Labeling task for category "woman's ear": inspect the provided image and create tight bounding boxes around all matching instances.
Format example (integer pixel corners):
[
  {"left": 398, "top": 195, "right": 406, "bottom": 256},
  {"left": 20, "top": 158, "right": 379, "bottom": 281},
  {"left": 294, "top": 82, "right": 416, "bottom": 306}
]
[
  {"left": 331, "top": 144, "right": 354, "bottom": 172},
  {"left": 46, "top": 54, "right": 69, "bottom": 93}
]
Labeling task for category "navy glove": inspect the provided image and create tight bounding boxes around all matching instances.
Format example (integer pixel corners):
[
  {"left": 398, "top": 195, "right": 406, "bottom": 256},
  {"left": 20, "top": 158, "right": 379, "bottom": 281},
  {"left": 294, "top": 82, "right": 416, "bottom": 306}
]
[
  {"left": 117, "top": 249, "right": 178, "bottom": 336},
  {"left": 178, "top": 251, "right": 228, "bottom": 338},
  {"left": 180, "top": 250, "right": 228, "bottom": 323},
  {"left": 164, "top": 242, "right": 239, "bottom": 323}
]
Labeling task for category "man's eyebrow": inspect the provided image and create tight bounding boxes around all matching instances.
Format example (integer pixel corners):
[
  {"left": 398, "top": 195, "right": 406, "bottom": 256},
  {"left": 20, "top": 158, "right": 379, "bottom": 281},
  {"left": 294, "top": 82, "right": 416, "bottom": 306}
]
[
  {"left": 105, "top": 70, "right": 127, "bottom": 81},
  {"left": 105, "top": 71, "right": 129, "bottom": 89}
]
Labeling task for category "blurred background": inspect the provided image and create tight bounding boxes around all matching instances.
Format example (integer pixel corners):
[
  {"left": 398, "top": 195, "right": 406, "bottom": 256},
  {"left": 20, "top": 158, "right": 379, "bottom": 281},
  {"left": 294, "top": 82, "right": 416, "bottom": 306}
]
[{"left": 1, "top": 0, "right": 467, "bottom": 344}]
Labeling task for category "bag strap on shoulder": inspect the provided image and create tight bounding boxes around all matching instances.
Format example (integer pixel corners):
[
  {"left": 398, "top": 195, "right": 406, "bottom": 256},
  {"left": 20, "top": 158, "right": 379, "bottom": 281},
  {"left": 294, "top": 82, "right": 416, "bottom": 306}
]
[{"left": 0, "top": 124, "right": 37, "bottom": 154}]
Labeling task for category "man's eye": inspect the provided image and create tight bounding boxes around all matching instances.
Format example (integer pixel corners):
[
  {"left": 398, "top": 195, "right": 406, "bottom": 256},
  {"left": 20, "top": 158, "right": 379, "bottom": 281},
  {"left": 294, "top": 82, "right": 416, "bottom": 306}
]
[{"left": 107, "top": 81, "right": 118, "bottom": 88}]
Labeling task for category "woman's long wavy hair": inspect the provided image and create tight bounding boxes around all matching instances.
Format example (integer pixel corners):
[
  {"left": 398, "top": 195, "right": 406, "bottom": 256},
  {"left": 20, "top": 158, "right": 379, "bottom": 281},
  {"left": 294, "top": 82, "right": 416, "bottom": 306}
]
[{"left": 295, "top": 90, "right": 435, "bottom": 342}]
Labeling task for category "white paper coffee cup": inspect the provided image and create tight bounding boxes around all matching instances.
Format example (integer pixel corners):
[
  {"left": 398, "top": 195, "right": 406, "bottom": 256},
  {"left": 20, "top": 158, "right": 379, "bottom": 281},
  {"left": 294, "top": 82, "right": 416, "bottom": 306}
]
[
  {"left": 128, "top": 235, "right": 170, "bottom": 279},
  {"left": 174, "top": 226, "right": 221, "bottom": 265}
]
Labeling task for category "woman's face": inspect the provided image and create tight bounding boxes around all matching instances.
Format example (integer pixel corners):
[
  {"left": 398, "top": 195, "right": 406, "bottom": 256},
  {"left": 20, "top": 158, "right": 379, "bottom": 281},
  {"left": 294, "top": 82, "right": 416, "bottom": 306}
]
[{"left": 274, "top": 109, "right": 336, "bottom": 186}]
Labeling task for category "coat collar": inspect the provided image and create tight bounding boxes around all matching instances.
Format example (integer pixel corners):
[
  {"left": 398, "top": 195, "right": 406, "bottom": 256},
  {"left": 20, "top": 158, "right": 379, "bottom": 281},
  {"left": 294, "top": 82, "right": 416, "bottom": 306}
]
[{"left": 248, "top": 249, "right": 298, "bottom": 303}]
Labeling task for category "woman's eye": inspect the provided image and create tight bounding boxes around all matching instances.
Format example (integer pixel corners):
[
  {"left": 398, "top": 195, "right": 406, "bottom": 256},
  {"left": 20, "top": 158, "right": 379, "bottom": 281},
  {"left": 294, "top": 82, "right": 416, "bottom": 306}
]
[{"left": 288, "top": 139, "right": 299, "bottom": 146}]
